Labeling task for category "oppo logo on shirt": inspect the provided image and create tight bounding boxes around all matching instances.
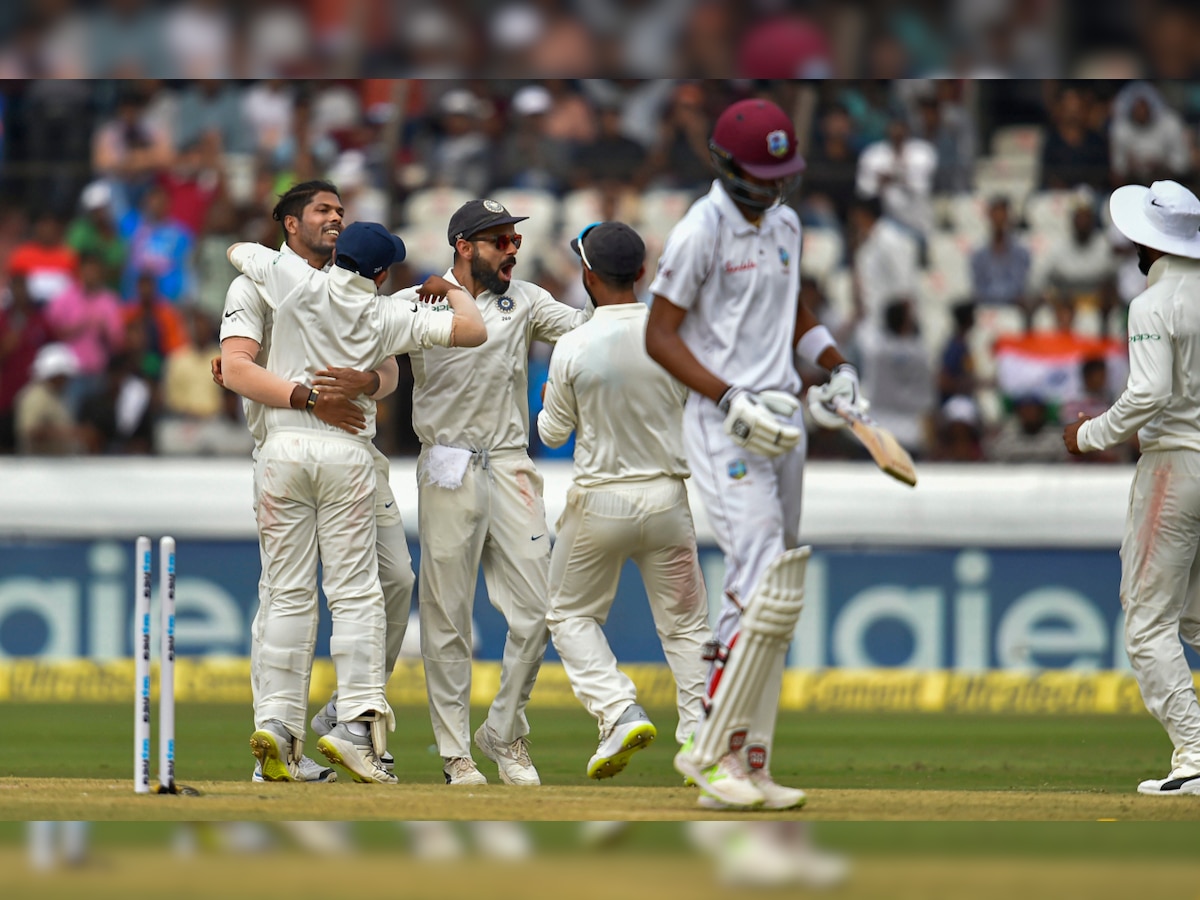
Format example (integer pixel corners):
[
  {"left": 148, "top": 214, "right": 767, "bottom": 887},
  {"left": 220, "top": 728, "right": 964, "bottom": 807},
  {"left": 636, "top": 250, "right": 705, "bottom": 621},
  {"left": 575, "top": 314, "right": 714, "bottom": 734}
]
[{"left": 1128, "top": 333, "right": 1162, "bottom": 342}]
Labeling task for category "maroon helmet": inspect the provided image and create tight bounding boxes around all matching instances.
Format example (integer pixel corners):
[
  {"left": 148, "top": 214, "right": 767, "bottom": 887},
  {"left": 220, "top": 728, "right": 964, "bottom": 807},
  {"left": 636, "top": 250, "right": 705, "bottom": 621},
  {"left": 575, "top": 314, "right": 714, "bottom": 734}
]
[{"left": 709, "top": 99, "right": 806, "bottom": 210}]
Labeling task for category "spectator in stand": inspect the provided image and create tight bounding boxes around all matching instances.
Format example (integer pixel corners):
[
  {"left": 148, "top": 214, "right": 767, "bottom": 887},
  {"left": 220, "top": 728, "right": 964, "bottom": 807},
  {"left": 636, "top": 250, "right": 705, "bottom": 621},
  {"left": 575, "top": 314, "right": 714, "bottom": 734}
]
[
  {"left": 939, "top": 301, "right": 979, "bottom": 404},
  {"left": 14, "top": 342, "right": 83, "bottom": 455},
  {"left": 494, "top": 84, "right": 572, "bottom": 195},
  {"left": 425, "top": 88, "right": 493, "bottom": 197},
  {"left": 1108, "top": 222, "right": 1144, "bottom": 317},
  {"left": 121, "top": 269, "right": 187, "bottom": 382},
  {"left": 858, "top": 300, "right": 937, "bottom": 459},
  {"left": 44, "top": 251, "right": 125, "bottom": 410},
  {"left": 194, "top": 197, "right": 240, "bottom": 321},
  {"left": 241, "top": 79, "right": 295, "bottom": 159},
  {"left": 7, "top": 210, "right": 78, "bottom": 306},
  {"left": 933, "top": 395, "right": 985, "bottom": 462},
  {"left": 174, "top": 80, "right": 252, "bottom": 155},
  {"left": 0, "top": 274, "right": 53, "bottom": 452},
  {"left": 327, "top": 150, "right": 389, "bottom": 226},
  {"left": 78, "top": 351, "right": 154, "bottom": 455},
  {"left": 855, "top": 114, "right": 938, "bottom": 261},
  {"left": 1060, "top": 357, "right": 1134, "bottom": 464},
  {"left": 91, "top": 85, "right": 174, "bottom": 212},
  {"left": 571, "top": 94, "right": 648, "bottom": 192},
  {"left": 912, "top": 84, "right": 975, "bottom": 196},
  {"left": 1040, "top": 86, "right": 1110, "bottom": 193},
  {"left": 1109, "top": 82, "right": 1192, "bottom": 184},
  {"left": 796, "top": 103, "right": 859, "bottom": 229},
  {"left": 161, "top": 306, "right": 221, "bottom": 421},
  {"left": 986, "top": 393, "right": 1066, "bottom": 463},
  {"left": 159, "top": 136, "right": 222, "bottom": 238},
  {"left": 119, "top": 182, "right": 194, "bottom": 304},
  {"left": 1040, "top": 197, "right": 1118, "bottom": 334},
  {"left": 848, "top": 194, "right": 920, "bottom": 330},
  {"left": 970, "top": 196, "right": 1035, "bottom": 330},
  {"left": 643, "top": 82, "right": 714, "bottom": 192},
  {"left": 66, "top": 182, "right": 127, "bottom": 291}
]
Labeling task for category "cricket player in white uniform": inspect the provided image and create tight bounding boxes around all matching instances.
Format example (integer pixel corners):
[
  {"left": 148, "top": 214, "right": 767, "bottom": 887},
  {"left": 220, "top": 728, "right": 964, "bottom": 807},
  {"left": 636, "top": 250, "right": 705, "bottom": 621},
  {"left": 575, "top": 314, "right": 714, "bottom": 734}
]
[
  {"left": 217, "top": 181, "right": 413, "bottom": 782},
  {"left": 403, "top": 199, "right": 592, "bottom": 786},
  {"left": 224, "top": 222, "right": 486, "bottom": 784},
  {"left": 646, "top": 98, "right": 867, "bottom": 810},
  {"left": 538, "top": 222, "right": 712, "bottom": 780},
  {"left": 1065, "top": 180, "right": 1200, "bottom": 797}
]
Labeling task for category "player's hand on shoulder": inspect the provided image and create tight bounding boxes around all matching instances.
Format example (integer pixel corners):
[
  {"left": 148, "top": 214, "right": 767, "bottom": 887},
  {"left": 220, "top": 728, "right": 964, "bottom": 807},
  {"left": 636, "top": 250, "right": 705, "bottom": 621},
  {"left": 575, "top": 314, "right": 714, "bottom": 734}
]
[
  {"left": 719, "top": 386, "right": 801, "bottom": 457},
  {"left": 807, "top": 363, "right": 866, "bottom": 430},
  {"left": 416, "top": 275, "right": 456, "bottom": 303}
]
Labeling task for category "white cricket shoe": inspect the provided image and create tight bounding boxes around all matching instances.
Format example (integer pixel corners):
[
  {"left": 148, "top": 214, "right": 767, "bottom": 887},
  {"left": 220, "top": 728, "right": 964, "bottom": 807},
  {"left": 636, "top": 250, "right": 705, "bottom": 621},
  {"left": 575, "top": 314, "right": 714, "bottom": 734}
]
[
  {"left": 316, "top": 723, "right": 397, "bottom": 784},
  {"left": 474, "top": 723, "right": 540, "bottom": 786},
  {"left": 443, "top": 756, "right": 488, "bottom": 786},
  {"left": 749, "top": 769, "right": 807, "bottom": 810},
  {"left": 587, "top": 704, "right": 657, "bottom": 779},
  {"left": 311, "top": 697, "right": 394, "bottom": 773},
  {"left": 249, "top": 720, "right": 299, "bottom": 782},
  {"left": 1137, "top": 772, "right": 1200, "bottom": 796},
  {"left": 253, "top": 755, "right": 337, "bottom": 783},
  {"left": 676, "top": 748, "right": 765, "bottom": 809}
]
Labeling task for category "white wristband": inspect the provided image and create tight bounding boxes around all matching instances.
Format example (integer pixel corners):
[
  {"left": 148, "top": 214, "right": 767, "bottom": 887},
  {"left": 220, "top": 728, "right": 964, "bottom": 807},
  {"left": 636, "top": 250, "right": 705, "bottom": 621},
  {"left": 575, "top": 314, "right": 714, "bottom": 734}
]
[{"left": 795, "top": 325, "right": 836, "bottom": 367}]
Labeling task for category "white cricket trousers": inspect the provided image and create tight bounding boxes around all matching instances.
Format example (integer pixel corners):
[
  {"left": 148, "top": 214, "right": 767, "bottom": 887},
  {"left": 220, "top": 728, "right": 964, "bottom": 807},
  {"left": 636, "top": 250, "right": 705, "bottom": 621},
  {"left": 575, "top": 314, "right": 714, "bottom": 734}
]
[
  {"left": 253, "top": 430, "right": 393, "bottom": 740},
  {"left": 546, "top": 477, "right": 712, "bottom": 744},
  {"left": 1121, "top": 449, "right": 1200, "bottom": 777},
  {"left": 683, "top": 396, "right": 806, "bottom": 763},
  {"left": 250, "top": 446, "right": 415, "bottom": 712},
  {"left": 417, "top": 447, "right": 551, "bottom": 759}
]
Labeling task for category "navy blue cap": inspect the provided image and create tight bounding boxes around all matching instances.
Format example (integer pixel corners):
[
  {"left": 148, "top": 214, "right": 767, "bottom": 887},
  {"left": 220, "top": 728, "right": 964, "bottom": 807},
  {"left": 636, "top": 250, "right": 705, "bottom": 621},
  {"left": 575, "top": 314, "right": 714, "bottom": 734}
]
[
  {"left": 570, "top": 221, "right": 645, "bottom": 280},
  {"left": 335, "top": 222, "right": 407, "bottom": 278},
  {"left": 447, "top": 199, "right": 528, "bottom": 245}
]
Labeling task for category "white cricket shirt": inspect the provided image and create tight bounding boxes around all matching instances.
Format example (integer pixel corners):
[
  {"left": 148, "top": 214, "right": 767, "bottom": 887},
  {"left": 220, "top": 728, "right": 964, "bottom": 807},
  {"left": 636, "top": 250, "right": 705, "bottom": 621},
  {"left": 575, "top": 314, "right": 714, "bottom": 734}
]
[
  {"left": 1078, "top": 255, "right": 1200, "bottom": 454},
  {"left": 228, "top": 244, "right": 456, "bottom": 441},
  {"left": 219, "top": 243, "right": 313, "bottom": 448},
  {"left": 538, "top": 302, "right": 690, "bottom": 487},
  {"left": 648, "top": 180, "right": 802, "bottom": 394},
  {"left": 401, "top": 269, "right": 591, "bottom": 452}
]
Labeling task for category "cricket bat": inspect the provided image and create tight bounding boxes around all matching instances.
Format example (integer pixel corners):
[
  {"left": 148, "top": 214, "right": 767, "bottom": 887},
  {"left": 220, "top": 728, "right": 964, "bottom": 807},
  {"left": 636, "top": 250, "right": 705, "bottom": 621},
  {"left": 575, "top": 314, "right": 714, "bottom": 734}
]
[{"left": 834, "top": 399, "right": 918, "bottom": 487}]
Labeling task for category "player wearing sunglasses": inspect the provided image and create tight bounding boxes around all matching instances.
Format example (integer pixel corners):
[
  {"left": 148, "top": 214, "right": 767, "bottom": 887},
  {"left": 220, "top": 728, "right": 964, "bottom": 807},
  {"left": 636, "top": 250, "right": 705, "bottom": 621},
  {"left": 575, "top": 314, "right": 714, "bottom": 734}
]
[{"left": 395, "top": 198, "right": 593, "bottom": 786}]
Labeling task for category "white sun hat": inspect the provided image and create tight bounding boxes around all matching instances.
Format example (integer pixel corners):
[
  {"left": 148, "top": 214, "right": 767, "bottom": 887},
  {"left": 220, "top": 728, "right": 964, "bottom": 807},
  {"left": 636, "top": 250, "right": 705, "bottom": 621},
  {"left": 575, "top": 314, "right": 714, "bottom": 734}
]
[{"left": 1108, "top": 180, "right": 1200, "bottom": 259}]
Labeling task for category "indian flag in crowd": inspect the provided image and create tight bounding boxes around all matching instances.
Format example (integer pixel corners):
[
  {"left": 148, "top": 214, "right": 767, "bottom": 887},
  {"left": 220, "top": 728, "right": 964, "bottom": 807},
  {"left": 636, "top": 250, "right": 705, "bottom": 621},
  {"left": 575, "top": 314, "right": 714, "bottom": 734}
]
[{"left": 993, "top": 332, "right": 1129, "bottom": 404}]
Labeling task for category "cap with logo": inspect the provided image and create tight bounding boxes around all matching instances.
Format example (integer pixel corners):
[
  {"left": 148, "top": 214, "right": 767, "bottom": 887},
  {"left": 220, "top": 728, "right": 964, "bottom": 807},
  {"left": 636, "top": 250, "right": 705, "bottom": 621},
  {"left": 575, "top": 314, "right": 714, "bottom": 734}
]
[
  {"left": 710, "top": 99, "right": 806, "bottom": 179},
  {"left": 334, "top": 222, "right": 407, "bottom": 278},
  {"left": 447, "top": 199, "right": 529, "bottom": 246},
  {"left": 1108, "top": 180, "right": 1200, "bottom": 260},
  {"left": 570, "top": 222, "right": 645, "bottom": 281}
]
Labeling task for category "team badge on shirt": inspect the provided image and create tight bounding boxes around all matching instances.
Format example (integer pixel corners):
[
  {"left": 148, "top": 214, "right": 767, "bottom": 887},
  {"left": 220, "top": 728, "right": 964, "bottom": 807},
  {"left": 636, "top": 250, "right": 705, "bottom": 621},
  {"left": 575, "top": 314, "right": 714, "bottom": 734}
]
[
  {"left": 727, "top": 459, "right": 748, "bottom": 480},
  {"left": 766, "top": 130, "right": 790, "bottom": 158},
  {"left": 779, "top": 247, "right": 790, "bottom": 269},
  {"left": 496, "top": 296, "right": 516, "bottom": 313}
]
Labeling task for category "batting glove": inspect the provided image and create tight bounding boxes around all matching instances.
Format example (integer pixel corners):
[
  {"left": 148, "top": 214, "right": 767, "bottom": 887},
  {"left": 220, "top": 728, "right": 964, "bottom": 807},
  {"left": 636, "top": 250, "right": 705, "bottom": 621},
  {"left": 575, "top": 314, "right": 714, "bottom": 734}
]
[
  {"left": 719, "top": 387, "right": 802, "bottom": 457},
  {"left": 807, "top": 364, "right": 865, "bottom": 430}
]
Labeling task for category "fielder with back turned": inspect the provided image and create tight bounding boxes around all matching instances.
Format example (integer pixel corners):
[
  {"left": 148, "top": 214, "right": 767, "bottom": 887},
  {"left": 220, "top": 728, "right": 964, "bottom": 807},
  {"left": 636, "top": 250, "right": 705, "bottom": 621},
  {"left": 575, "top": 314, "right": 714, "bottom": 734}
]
[
  {"left": 646, "top": 97, "right": 870, "bottom": 811},
  {"left": 1064, "top": 180, "right": 1200, "bottom": 797},
  {"left": 537, "top": 221, "right": 712, "bottom": 780}
]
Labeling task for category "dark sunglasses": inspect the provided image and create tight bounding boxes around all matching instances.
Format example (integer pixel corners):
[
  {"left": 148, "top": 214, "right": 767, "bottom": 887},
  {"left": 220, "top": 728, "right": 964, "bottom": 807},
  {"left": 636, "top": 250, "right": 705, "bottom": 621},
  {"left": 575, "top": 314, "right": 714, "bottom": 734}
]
[{"left": 473, "top": 233, "right": 523, "bottom": 251}]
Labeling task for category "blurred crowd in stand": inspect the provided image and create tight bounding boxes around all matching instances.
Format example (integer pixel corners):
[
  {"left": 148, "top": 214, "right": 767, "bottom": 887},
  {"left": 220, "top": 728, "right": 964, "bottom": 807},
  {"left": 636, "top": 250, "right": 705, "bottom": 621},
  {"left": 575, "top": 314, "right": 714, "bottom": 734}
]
[{"left": 1, "top": 77, "right": 1198, "bottom": 463}]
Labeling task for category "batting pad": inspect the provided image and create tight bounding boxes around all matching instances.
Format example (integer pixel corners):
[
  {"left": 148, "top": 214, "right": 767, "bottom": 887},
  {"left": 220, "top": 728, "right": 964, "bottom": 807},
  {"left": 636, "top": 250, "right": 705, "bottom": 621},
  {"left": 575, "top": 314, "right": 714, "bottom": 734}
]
[{"left": 689, "top": 546, "right": 810, "bottom": 768}]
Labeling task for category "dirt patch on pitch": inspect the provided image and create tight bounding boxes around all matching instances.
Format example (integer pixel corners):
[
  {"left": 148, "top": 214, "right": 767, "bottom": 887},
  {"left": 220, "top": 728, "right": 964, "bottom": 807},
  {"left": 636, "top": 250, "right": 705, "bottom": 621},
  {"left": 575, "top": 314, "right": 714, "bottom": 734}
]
[{"left": 2, "top": 779, "right": 1199, "bottom": 822}]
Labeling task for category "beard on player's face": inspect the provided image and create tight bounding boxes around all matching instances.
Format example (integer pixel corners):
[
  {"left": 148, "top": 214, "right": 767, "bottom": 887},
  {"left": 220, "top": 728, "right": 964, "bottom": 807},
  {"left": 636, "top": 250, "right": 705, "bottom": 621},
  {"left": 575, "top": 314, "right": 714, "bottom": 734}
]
[{"left": 470, "top": 253, "right": 510, "bottom": 295}]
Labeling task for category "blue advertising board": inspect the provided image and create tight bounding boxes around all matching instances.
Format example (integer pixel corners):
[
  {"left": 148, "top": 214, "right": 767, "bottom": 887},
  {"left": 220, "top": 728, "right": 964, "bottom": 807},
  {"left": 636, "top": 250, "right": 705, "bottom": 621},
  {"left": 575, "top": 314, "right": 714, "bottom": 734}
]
[{"left": 2, "top": 537, "right": 1191, "bottom": 671}]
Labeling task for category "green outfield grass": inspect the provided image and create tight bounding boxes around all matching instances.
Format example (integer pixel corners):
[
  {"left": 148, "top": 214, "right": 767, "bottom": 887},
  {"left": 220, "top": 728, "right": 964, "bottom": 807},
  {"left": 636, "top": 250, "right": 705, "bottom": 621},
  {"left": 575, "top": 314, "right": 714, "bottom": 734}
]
[{"left": 0, "top": 702, "right": 1173, "bottom": 793}]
